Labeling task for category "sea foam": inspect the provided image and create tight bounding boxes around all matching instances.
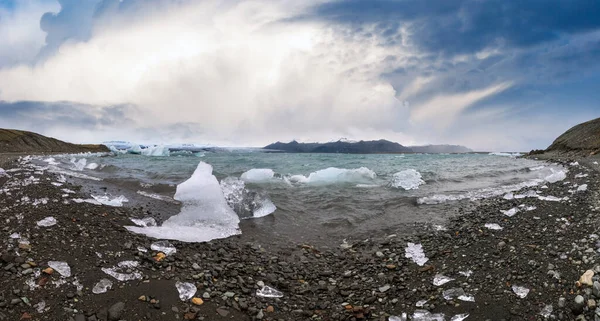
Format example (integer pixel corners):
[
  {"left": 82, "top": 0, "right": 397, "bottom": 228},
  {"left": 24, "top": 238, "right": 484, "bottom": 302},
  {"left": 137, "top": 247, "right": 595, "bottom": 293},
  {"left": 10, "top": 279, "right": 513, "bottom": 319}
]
[
  {"left": 390, "top": 169, "right": 425, "bottom": 190},
  {"left": 125, "top": 162, "right": 241, "bottom": 242}
]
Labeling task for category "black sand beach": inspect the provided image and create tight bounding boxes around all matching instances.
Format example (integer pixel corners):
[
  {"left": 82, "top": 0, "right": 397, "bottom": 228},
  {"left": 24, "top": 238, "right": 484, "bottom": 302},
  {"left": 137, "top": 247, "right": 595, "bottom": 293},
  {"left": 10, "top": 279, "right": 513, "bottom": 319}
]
[{"left": 1, "top": 153, "right": 600, "bottom": 321}]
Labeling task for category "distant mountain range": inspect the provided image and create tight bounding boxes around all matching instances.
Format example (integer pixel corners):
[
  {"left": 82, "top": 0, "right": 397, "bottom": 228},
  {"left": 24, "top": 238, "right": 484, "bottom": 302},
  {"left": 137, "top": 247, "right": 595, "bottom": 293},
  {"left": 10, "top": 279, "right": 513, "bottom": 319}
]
[{"left": 263, "top": 140, "right": 472, "bottom": 154}]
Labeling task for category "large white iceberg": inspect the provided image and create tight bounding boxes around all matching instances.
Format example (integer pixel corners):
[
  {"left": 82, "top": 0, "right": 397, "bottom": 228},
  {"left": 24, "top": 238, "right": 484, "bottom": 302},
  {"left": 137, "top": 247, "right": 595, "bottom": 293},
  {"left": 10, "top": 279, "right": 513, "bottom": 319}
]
[
  {"left": 125, "top": 162, "right": 241, "bottom": 242},
  {"left": 289, "top": 167, "right": 376, "bottom": 185}
]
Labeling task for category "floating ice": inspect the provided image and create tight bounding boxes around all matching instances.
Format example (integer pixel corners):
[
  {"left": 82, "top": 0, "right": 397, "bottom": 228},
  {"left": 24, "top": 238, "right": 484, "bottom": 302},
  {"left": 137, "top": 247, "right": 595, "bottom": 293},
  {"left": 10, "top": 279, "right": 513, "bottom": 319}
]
[
  {"left": 405, "top": 242, "right": 429, "bottom": 266},
  {"left": 130, "top": 217, "right": 157, "bottom": 227},
  {"left": 412, "top": 310, "right": 445, "bottom": 321},
  {"left": 141, "top": 145, "right": 171, "bottom": 157},
  {"left": 577, "top": 184, "right": 588, "bottom": 192},
  {"left": 62, "top": 188, "right": 75, "bottom": 194},
  {"left": 256, "top": 285, "right": 283, "bottom": 298},
  {"left": 175, "top": 281, "right": 197, "bottom": 301},
  {"left": 500, "top": 208, "right": 519, "bottom": 217},
  {"left": 289, "top": 167, "right": 376, "bottom": 185},
  {"left": 91, "top": 194, "right": 129, "bottom": 207},
  {"left": 85, "top": 163, "right": 99, "bottom": 170},
  {"left": 150, "top": 241, "right": 176, "bottom": 255},
  {"left": 241, "top": 169, "right": 275, "bottom": 183},
  {"left": 418, "top": 180, "right": 542, "bottom": 204},
  {"left": 390, "top": 169, "right": 425, "bottom": 190},
  {"left": 450, "top": 314, "right": 470, "bottom": 321},
  {"left": 220, "top": 177, "right": 276, "bottom": 218},
  {"left": 48, "top": 261, "right": 71, "bottom": 277},
  {"left": 529, "top": 165, "right": 545, "bottom": 171},
  {"left": 484, "top": 223, "right": 503, "bottom": 230},
  {"left": 433, "top": 274, "right": 454, "bottom": 286},
  {"left": 545, "top": 169, "right": 567, "bottom": 183},
  {"left": 92, "top": 278, "right": 113, "bottom": 294},
  {"left": 540, "top": 304, "right": 553, "bottom": 318},
  {"left": 512, "top": 285, "right": 529, "bottom": 298},
  {"left": 37, "top": 217, "right": 57, "bottom": 227},
  {"left": 356, "top": 184, "right": 379, "bottom": 188},
  {"left": 101, "top": 261, "right": 142, "bottom": 281},
  {"left": 126, "top": 162, "right": 241, "bottom": 243},
  {"left": 70, "top": 158, "right": 88, "bottom": 171}
]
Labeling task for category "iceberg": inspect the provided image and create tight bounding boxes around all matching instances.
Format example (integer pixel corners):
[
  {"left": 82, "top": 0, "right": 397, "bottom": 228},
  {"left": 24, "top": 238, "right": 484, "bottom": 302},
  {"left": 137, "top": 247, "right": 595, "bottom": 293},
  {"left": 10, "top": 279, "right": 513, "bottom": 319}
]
[
  {"left": 85, "top": 163, "right": 99, "bottom": 170},
  {"left": 240, "top": 169, "right": 275, "bottom": 183},
  {"left": 390, "top": 169, "right": 425, "bottom": 190},
  {"left": 125, "top": 162, "right": 241, "bottom": 243},
  {"left": 288, "top": 167, "right": 376, "bottom": 185},
  {"left": 141, "top": 145, "right": 170, "bottom": 157}
]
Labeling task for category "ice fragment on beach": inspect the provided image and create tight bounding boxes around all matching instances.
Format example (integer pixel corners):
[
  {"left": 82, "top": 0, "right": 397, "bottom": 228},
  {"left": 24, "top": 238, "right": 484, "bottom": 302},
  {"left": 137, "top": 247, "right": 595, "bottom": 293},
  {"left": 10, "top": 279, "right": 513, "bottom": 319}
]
[
  {"left": 130, "top": 217, "right": 157, "bottom": 227},
  {"left": 512, "top": 285, "right": 530, "bottom": 298},
  {"left": 37, "top": 217, "right": 57, "bottom": 227},
  {"left": 433, "top": 224, "right": 447, "bottom": 231},
  {"left": 51, "top": 182, "right": 63, "bottom": 187},
  {"left": 503, "top": 193, "right": 514, "bottom": 200},
  {"left": 48, "top": 261, "right": 71, "bottom": 277},
  {"left": 101, "top": 261, "right": 142, "bottom": 281},
  {"left": 577, "top": 184, "right": 588, "bottom": 192},
  {"left": 458, "top": 295, "right": 475, "bottom": 302},
  {"left": 412, "top": 310, "right": 445, "bottom": 321},
  {"left": 389, "top": 314, "right": 407, "bottom": 321},
  {"left": 137, "top": 246, "right": 148, "bottom": 253},
  {"left": 570, "top": 162, "right": 579, "bottom": 166},
  {"left": 484, "top": 223, "right": 503, "bottom": 230},
  {"left": 443, "top": 288, "right": 466, "bottom": 300},
  {"left": 256, "top": 285, "right": 283, "bottom": 298},
  {"left": 405, "top": 242, "right": 428, "bottom": 266},
  {"left": 9, "top": 233, "right": 20, "bottom": 239},
  {"left": 500, "top": 208, "right": 519, "bottom": 217},
  {"left": 390, "top": 169, "right": 425, "bottom": 190},
  {"left": 175, "top": 281, "right": 197, "bottom": 301},
  {"left": 151, "top": 241, "right": 176, "bottom": 255},
  {"left": 34, "top": 301, "right": 46, "bottom": 313},
  {"left": 575, "top": 173, "right": 589, "bottom": 178},
  {"left": 92, "top": 278, "right": 113, "bottom": 294},
  {"left": 537, "top": 195, "right": 562, "bottom": 202},
  {"left": 416, "top": 299, "right": 428, "bottom": 307},
  {"left": 459, "top": 270, "right": 473, "bottom": 277},
  {"left": 545, "top": 169, "right": 567, "bottom": 183},
  {"left": 91, "top": 194, "right": 129, "bottom": 207},
  {"left": 450, "top": 314, "right": 470, "bottom": 321},
  {"left": 433, "top": 274, "right": 454, "bottom": 286},
  {"left": 540, "top": 304, "right": 553, "bottom": 318}
]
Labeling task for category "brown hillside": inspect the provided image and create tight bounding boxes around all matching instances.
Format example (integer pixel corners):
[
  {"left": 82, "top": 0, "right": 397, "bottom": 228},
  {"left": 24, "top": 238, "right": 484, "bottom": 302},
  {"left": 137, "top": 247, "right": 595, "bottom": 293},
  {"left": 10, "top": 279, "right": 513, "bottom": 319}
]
[{"left": 0, "top": 129, "right": 109, "bottom": 153}]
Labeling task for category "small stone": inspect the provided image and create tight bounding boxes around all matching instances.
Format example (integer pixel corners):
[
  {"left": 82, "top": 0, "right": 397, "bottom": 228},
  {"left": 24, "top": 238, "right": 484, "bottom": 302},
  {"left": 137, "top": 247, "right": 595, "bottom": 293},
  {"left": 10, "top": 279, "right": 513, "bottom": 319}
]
[
  {"left": 266, "top": 306, "right": 274, "bottom": 313},
  {"left": 379, "top": 285, "right": 391, "bottom": 292},
  {"left": 42, "top": 267, "right": 54, "bottom": 275},
  {"left": 590, "top": 299, "right": 597, "bottom": 309},
  {"left": 580, "top": 270, "right": 595, "bottom": 286},
  {"left": 202, "top": 292, "right": 210, "bottom": 299},
  {"left": 216, "top": 308, "right": 229, "bottom": 317},
  {"left": 191, "top": 297, "right": 204, "bottom": 306},
  {"left": 108, "top": 302, "right": 125, "bottom": 320},
  {"left": 497, "top": 241, "right": 506, "bottom": 249},
  {"left": 558, "top": 297, "right": 566, "bottom": 308},
  {"left": 138, "top": 295, "right": 147, "bottom": 302},
  {"left": 574, "top": 295, "right": 585, "bottom": 313},
  {"left": 594, "top": 282, "right": 600, "bottom": 297}
]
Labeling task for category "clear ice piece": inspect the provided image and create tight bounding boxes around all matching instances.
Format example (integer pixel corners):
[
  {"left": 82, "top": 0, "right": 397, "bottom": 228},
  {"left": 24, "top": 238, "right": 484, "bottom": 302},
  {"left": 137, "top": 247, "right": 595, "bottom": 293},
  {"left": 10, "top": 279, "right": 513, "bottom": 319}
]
[
  {"left": 412, "top": 310, "right": 445, "bottom": 321},
  {"left": 451, "top": 314, "right": 470, "bottom": 321},
  {"left": 92, "top": 279, "right": 113, "bottom": 294},
  {"left": 484, "top": 223, "right": 503, "bottom": 230},
  {"left": 130, "top": 217, "right": 157, "bottom": 227},
  {"left": 432, "top": 274, "right": 454, "bottom": 286},
  {"left": 151, "top": 241, "right": 177, "bottom": 255},
  {"left": 458, "top": 295, "right": 475, "bottom": 302},
  {"left": 48, "top": 261, "right": 71, "bottom": 277},
  {"left": 101, "top": 261, "right": 142, "bottom": 281},
  {"left": 256, "top": 285, "right": 283, "bottom": 298},
  {"left": 405, "top": 242, "right": 428, "bottom": 266},
  {"left": 540, "top": 304, "right": 553, "bottom": 318},
  {"left": 512, "top": 285, "right": 530, "bottom": 298},
  {"left": 175, "top": 281, "right": 197, "bottom": 301},
  {"left": 443, "top": 288, "right": 466, "bottom": 300},
  {"left": 459, "top": 270, "right": 473, "bottom": 277},
  {"left": 37, "top": 217, "right": 57, "bottom": 227},
  {"left": 389, "top": 314, "right": 408, "bottom": 321}
]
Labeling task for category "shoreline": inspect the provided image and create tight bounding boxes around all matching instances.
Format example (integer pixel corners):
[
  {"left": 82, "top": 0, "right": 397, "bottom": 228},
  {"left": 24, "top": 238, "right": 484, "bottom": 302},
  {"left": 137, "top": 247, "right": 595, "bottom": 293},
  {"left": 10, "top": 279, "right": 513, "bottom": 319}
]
[{"left": 0, "top": 154, "right": 598, "bottom": 320}]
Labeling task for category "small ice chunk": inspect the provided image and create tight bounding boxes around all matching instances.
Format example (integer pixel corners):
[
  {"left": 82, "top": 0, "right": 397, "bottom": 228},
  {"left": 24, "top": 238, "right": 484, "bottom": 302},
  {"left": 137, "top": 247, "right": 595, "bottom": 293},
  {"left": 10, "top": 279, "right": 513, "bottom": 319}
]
[
  {"left": 458, "top": 295, "right": 475, "bottom": 302},
  {"left": 91, "top": 194, "right": 129, "bottom": 207},
  {"left": 512, "top": 285, "right": 529, "bottom": 298},
  {"left": 9, "top": 233, "right": 20, "bottom": 239},
  {"left": 484, "top": 223, "right": 503, "bottom": 230},
  {"left": 416, "top": 299, "right": 428, "bottom": 307},
  {"left": 389, "top": 314, "right": 408, "bottom": 321},
  {"left": 433, "top": 224, "right": 447, "bottom": 231},
  {"left": 459, "top": 270, "right": 473, "bottom": 277},
  {"left": 405, "top": 242, "right": 429, "bottom": 266},
  {"left": 443, "top": 288, "right": 466, "bottom": 300},
  {"left": 545, "top": 169, "right": 567, "bottom": 183},
  {"left": 137, "top": 246, "right": 148, "bottom": 253},
  {"left": 101, "top": 261, "right": 142, "bottom": 281},
  {"left": 501, "top": 208, "right": 519, "bottom": 217},
  {"left": 48, "top": 261, "right": 71, "bottom": 277},
  {"left": 37, "top": 217, "right": 57, "bottom": 227},
  {"left": 256, "top": 285, "right": 283, "bottom": 298},
  {"left": 130, "top": 217, "right": 157, "bottom": 227},
  {"left": 540, "top": 304, "right": 553, "bottom": 318},
  {"left": 92, "top": 278, "right": 113, "bottom": 294},
  {"left": 570, "top": 161, "right": 579, "bottom": 166},
  {"left": 537, "top": 195, "right": 562, "bottom": 202},
  {"left": 577, "top": 184, "right": 588, "bottom": 192},
  {"left": 451, "top": 314, "right": 470, "bottom": 321},
  {"left": 51, "top": 182, "right": 63, "bottom": 187},
  {"left": 34, "top": 301, "right": 46, "bottom": 313},
  {"left": 433, "top": 274, "right": 454, "bottom": 286},
  {"left": 524, "top": 205, "right": 537, "bottom": 211},
  {"left": 151, "top": 241, "right": 176, "bottom": 255},
  {"left": 503, "top": 193, "right": 514, "bottom": 200},
  {"left": 412, "top": 310, "right": 445, "bottom": 321},
  {"left": 175, "top": 281, "right": 197, "bottom": 301}
]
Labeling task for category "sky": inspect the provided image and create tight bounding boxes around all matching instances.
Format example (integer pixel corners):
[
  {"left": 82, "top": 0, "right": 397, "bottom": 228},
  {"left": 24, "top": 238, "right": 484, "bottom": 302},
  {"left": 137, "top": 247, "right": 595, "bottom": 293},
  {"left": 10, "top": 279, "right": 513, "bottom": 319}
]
[{"left": 0, "top": 0, "right": 598, "bottom": 151}]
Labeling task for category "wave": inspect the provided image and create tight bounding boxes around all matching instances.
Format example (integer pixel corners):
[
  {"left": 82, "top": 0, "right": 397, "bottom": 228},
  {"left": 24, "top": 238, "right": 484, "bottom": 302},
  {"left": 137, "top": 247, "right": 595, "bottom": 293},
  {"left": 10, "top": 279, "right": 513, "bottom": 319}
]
[
  {"left": 489, "top": 152, "right": 523, "bottom": 157},
  {"left": 390, "top": 169, "right": 425, "bottom": 190},
  {"left": 417, "top": 180, "right": 543, "bottom": 205},
  {"left": 125, "top": 162, "right": 241, "bottom": 243},
  {"left": 289, "top": 167, "right": 376, "bottom": 185}
]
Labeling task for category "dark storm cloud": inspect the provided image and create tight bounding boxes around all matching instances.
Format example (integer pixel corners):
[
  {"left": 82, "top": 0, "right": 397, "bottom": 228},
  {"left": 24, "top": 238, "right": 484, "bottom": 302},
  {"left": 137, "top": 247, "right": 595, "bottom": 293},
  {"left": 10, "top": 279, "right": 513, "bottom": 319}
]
[{"left": 313, "top": 0, "right": 600, "bottom": 55}]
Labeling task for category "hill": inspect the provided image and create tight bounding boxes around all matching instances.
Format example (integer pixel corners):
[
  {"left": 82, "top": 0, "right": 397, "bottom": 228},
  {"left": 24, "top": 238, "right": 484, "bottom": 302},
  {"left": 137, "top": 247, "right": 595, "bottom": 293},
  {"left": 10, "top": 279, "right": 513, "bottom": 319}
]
[
  {"left": 263, "top": 140, "right": 472, "bottom": 154},
  {"left": 0, "top": 129, "right": 109, "bottom": 153},
  {"left": 532, "top": 117, "right": 600, "bottom": 157}
]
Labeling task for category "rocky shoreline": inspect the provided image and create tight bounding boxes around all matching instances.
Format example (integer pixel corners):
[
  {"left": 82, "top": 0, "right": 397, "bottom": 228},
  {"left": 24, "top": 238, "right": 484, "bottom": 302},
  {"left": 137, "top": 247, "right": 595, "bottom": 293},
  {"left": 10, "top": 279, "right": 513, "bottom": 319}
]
[{"left": 1, "top": 155, "right": 600, "bottom": 320}]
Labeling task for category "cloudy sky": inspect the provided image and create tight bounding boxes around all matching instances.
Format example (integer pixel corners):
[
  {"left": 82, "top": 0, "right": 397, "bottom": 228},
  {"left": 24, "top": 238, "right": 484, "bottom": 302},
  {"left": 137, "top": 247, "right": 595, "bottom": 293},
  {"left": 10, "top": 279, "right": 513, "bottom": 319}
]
[{"left": 0, "top": 0, "right": 598, "bottom": 151}]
